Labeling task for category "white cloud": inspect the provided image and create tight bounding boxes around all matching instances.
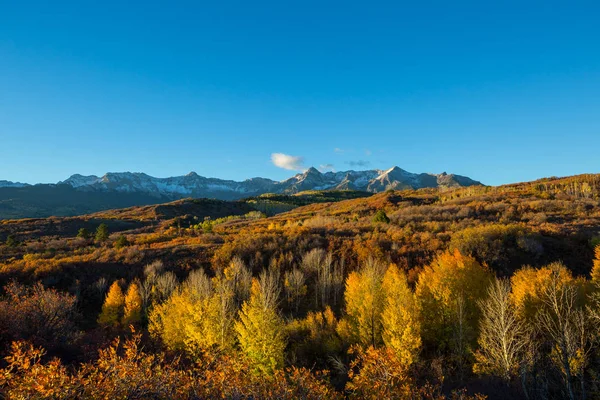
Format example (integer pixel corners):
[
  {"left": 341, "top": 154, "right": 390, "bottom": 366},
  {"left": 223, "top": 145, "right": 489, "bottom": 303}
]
[
  {"left": 319, "top": 164, "right": 335, "bottom": 172},
  {"left": 334, "top": 147, "right": 345, "bottom": 153},
  {"left": 365, "top": 149, "right": 372, "bottom": 156},
  {"left": 271, "top": 153, "right": 305, "bottom": 171}
]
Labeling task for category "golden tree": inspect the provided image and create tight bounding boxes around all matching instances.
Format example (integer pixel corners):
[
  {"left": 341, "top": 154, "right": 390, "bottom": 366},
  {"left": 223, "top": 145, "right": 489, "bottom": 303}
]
[
  {"left": 123, "top": 281, "right": 143, "bottom": 326},
  {"left": 381, "top": 264, "right": 421, "bottom": 368},
  {"left": 341, "top": 259, "right": 386, "bottom": 347},
  {"left": 148, "top": 288, "right": 194, "bottom": 352},
  {"left": 235, "top": 270, "right": 286, "bottom": 375},
  {"left": 98, "top": 281, "right": 125, "bottom": 328},
  {"left": 591, "top": 245, "right": 600, "bottom": 283},
  {"left": 415, "top": 249, "right": 492, "bottom": 376}
]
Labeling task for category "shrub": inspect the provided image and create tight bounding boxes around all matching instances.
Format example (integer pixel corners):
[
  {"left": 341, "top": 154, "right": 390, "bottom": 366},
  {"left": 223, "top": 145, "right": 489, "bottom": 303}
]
[{"left": 373, "top": 210, "right": 390, "bottom": 224}]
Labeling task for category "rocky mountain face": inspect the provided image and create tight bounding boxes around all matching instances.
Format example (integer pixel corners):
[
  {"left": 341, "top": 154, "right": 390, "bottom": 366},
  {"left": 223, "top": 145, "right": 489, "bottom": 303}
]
[
  {"left": 54, "top": 166, "right": 481, "bottom": 196},
  {"left": 7, "top": 167, "right": 482, "bottom": 198},
  {"left": 0, "top": 167, "right": 481, "bottom": 219}
]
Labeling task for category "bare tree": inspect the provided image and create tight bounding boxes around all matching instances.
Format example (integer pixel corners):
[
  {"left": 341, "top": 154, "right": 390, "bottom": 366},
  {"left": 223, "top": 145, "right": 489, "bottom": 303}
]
[
  {"left": 184, "top": 268, "right": 212, "bottom": 299},
  {"left": 332, "top": 258, "right": 346, "bottom": 307},
  {"left": 536, "top": 275, "right": 582, "bottom": 400},
  {"left": 259, "top": 266, "right": 281, "bottom": 311},
  {"left": 316, "top": 252, "right": 334, "bottom": 309},
  {"left": 154, "top": 271, "right": 178, "bottom": 304},
  {"left": 475, "top": 278, "right": 529, "bottom": 382},
  {"left": 284, "top": 268, "right": 306, "bottom": 313},
  {"left": 227, "top": 257, "right": 252, "bottom": 307}
]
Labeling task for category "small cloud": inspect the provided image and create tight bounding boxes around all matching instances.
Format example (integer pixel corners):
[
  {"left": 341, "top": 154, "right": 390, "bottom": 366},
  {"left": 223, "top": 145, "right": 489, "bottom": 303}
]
[
  {"left": 271, "top": 153, "right": 305, "bottom": 171},
  {"left": 346, "top": 160, "right": 371, "bottom": 168},
  {"left": 319, "top": 164, "right": 335, "bottom": 172},
  {"left": 365, "top": 149, "right": 372, "bottom": 156},
  {"left": 334, "top": 147, "right": 345, "bottom": 153}
]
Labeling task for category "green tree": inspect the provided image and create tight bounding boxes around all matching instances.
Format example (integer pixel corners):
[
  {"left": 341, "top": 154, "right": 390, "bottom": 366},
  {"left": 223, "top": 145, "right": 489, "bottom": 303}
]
[
  {"left": 114, "top": 235, "right": 129, "bottom": 249},
  {"left": 5, "top": 235, "right": 18, "bottom": 247},
  {"left": 372, "top": 210, "right": 390, "bottom": 224},
  {"left": 95, "top": 223, "right": 109, "bottom": 242},
  {"left": 77, "top": 228, "right": 90, "bottom": 239}
]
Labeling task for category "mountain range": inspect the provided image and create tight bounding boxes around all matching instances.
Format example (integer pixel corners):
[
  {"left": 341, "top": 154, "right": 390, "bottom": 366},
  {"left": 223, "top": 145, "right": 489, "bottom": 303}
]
[{"left": 0, "top": 167, "right": 482, "bottom": 219}]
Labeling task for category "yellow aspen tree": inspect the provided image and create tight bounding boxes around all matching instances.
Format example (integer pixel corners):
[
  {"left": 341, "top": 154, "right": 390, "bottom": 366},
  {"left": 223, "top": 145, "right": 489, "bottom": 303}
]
[
  {"left": 148, "top": 288, "right": 195, "bottom": 352},
  {"left": 415, "top": 250, "right": 492, "bottom": 355},
  {"left": 591, "top": 245, "right": 600, "bottom": 283},
  {"left": 341, "top": 259, "right": 386, "bottom": 347},
  {"left": 98, "top": 281, "right": 125, "bottom": 328},
  {"left": 510, "top": 262, "right": 577, "bottom": 321},
  {"left": 381, "top": 264, "right": 421, "bottom": 367},
  {"left": 235, "top": 272, "right": 286, "bottom": 375},
  {"left": 185, "top": 273, "right": 236, "bottom": 354},
  {"left": 123, "top": 282, "right": 143, "bottom": 326}
]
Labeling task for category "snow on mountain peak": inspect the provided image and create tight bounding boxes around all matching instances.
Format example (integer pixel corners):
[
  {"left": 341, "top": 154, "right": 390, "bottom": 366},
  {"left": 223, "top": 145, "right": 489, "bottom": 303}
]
[{"left": 31, "top": 167, "right": 482, "bottom": 199}]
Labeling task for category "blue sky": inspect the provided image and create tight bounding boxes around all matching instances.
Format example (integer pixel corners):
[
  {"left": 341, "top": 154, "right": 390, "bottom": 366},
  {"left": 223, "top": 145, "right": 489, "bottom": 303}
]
[{"left": 1, "top": 1, "right": 599, "bottom": 186}]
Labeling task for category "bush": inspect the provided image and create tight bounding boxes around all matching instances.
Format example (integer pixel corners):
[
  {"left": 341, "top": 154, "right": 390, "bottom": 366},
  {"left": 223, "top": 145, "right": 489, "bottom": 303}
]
[
  {"left": 114, "top": 235, "right": 129, "bottom": 249},
  {"left": 373, "top": 210, "right": 390, "bottom": 224}
]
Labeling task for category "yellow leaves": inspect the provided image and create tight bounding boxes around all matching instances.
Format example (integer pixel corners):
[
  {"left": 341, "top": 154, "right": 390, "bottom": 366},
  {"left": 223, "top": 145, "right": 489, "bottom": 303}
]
[
  {"left": 123, "top": 282, "right": 143, "bottom": 326},
  {"left": 235, "top": 276, "right": 286, "bottom": 375},
  {"left": 381, "top": 265, "right": 421, "bottom": 368},
  {"left": 510, "top": 262, "right": 576, "bottom": 320},
  {"left": 346, "top": 345, "right": 413, "bottom": 400},
  {"left": 415, "top": 250, "right": 492, "bottom": 351},
  {"left": 149, "top": 286, "right": 236, "bottom": 357},
  {"left": 343, "top": 263, "right": 386, "bottom": 347},
  {"left": 591, "top": 245, "right": 600, "bottom": 283},
  {"left": 98, "top": 281, "right": 125, "bottom": 328},
  {"left": 148, "top": 289, "right": 192, "bottom": 352}
]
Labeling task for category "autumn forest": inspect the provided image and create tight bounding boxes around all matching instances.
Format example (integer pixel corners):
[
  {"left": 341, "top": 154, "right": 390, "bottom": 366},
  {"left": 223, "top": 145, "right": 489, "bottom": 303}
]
[{"left": 1, "top": 174, "right": 600, "bottom": 399}]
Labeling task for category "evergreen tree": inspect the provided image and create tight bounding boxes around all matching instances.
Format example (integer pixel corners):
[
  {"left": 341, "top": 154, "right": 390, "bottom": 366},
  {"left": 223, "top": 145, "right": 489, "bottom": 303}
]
[
  {"left": 95, "top": 223, "right": 109, "bottom": 242},
  {"left": 77, "top": 228, "right": 90, "bottom": 239},
  {"left": 114, "top": 235, "right": 129, "bottom": 249},
  {"left": 5, "top": 235, "right": 18, "bottom": 247},
  {"left": 372, "top": 210, "right": 390, "bottom": 223}
]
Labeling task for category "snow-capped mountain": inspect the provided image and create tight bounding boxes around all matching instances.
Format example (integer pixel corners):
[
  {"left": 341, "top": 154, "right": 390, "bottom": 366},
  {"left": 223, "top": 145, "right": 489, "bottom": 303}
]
[
  {"left": 53, "top": 167, "right": 481, "bottom": 198},
  {"left": 0, "top": 167, "right": 481, "bottom": 219}
]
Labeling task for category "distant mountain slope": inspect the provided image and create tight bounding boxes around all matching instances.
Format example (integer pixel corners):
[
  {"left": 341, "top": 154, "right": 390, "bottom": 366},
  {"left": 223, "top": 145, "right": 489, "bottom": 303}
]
[{"left": 0, "top": 167, "right": 481, "bottom": 219}]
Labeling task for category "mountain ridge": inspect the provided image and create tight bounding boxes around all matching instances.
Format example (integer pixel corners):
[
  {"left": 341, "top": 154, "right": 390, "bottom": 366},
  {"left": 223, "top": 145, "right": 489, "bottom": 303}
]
[
  {"left": 47, "top": 166, "right": 481, "bottom": 195},
  {"left": 0, "top": 167, "right": 482, "bottom": 219}
]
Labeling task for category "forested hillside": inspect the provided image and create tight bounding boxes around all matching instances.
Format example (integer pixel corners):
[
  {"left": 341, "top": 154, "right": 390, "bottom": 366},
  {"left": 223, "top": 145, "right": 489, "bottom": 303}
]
[{"left": 1, "top": 173, "right": 600, "bottom": 399}]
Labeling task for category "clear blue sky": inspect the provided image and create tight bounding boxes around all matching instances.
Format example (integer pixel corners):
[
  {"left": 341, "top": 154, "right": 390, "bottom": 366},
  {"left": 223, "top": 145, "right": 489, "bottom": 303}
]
[{"left": 1, "top": 1, "right": 599, "bottom": 186}]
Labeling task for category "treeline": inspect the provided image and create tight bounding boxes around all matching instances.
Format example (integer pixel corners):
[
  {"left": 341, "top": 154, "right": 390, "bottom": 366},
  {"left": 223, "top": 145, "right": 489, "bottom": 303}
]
[{"left": 2, "top": 246, "right": 600, "bottom": 399}]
